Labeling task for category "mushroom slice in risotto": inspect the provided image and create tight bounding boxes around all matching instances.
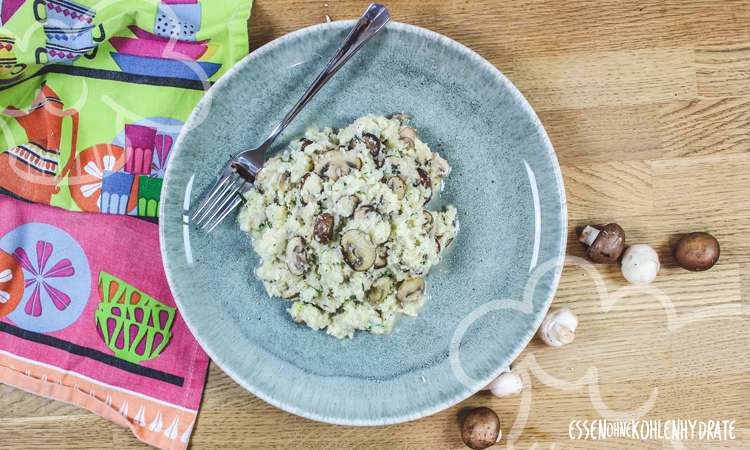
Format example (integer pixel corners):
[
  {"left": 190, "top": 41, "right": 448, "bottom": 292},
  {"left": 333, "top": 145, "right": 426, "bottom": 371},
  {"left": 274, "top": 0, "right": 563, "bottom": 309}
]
[
  {"left": 285, "top": 236, "right": 309, "bottom": 276},
  {"left": 314, "top": 150, "right": 362, "bottom": 181},
  {"left": 341, "top": 229, "right": 376, "bottom": 272}
]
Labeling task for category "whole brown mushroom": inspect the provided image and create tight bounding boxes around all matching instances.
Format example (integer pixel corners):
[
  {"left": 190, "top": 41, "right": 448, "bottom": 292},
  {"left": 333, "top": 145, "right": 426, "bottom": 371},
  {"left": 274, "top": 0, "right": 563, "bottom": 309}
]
[
  {"left": 460, "top": 407, "right": 501, "bottom": 450},
  {"left": 578, "top": 223, "right": 625, "bottom": 263},
  {"left": 674, "top": 232, "right": 720, "bottom": 271}
]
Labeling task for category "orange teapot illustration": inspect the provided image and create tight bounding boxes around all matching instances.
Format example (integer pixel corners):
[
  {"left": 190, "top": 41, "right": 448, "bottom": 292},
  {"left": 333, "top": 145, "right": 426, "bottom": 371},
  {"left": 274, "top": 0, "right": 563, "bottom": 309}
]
[
  {"left": 0, "top": 83, "right": 125, "bottom": 208},
  {"left": 0, "top": 83, "right": 80, "bottom": 203}
]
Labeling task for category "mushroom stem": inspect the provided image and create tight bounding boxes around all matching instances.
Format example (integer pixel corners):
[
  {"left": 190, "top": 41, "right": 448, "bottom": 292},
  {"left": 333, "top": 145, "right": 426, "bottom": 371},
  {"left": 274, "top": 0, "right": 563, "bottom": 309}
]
[
  {"left": 578, "top": 225, "right": 600, "bottom": 246},
  {"left": 538, "top": 307, "right": 578, "bottom": 347},
  {"left": 550, "top": 323, "right": 575, "bottom": 345},
  {"left": 488, "top": 371, "right": 523, "bottom": 397}
]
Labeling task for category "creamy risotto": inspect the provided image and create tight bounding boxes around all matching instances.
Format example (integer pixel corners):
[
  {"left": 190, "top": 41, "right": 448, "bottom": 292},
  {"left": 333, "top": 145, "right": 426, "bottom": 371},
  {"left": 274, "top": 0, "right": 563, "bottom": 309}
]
[{"left": 239, "top": 115, "right": 458, "bottom": 339}]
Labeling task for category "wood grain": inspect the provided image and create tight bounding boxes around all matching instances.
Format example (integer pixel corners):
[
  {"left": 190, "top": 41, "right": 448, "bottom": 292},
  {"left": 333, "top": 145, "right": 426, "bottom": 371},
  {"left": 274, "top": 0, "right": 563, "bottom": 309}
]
[{"left": 2, "top": 1, "right": 749, "bottom": 449}]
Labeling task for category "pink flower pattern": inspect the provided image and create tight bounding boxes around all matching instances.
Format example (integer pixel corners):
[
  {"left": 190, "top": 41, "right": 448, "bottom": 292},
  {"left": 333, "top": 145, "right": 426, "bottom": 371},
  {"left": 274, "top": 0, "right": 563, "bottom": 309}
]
[{"left": 13, "top": 241, "right": 76, "bottom": 317}]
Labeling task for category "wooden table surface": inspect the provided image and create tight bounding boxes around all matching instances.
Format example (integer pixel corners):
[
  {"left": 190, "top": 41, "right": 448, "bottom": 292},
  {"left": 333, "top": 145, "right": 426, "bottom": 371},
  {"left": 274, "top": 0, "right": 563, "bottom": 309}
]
[{"left": 2, "top": 1, "right": 749, "bottom": 449}]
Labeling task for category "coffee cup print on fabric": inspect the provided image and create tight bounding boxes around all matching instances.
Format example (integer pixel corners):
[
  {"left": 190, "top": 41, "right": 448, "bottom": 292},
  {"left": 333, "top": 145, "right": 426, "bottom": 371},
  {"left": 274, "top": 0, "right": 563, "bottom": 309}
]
[
  {"left": 154, "top": 3, "right": 201, "bottom": 41},
  {"left": 0, "top": 35, "right": 26, "bottom": 80},
  {"left": 34, "top": 0, "right": 105, "bottom": 64},
  {"left": 100, "top": 171, "right": 135, "bottom": 215},
  {"left": 124, "top": 124, "right": 157, "bottom": 176}
]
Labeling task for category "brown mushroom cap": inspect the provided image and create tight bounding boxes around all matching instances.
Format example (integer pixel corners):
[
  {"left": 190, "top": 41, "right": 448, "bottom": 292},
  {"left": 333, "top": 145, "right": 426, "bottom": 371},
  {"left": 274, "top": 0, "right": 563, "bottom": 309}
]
[
  {"left": 299, "top": 138, "right": 313, "bottom": 151},
  {"left": 674, "top": 232, "right": 720, "bottom": 271},
  {"left": 313, "top": 213, "right": 334, "bottom": 244},
  {"left": 580, "top": 223, "right": 625, "bottom": 263},
  {"left": 416, "top": 167, "right": 431, "bottom": 189},
  {"left": 461, "top": 407, "right": 501, "bottom": 450},
  {"left": 361, "top": 132, "right": 381, "bottom": 156}
]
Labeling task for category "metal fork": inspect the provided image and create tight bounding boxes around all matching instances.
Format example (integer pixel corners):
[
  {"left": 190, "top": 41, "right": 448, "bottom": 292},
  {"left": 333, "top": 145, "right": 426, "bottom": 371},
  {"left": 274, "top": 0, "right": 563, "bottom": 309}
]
[{"left": 191, "top": 3, "right": 391, "bottom": 232}]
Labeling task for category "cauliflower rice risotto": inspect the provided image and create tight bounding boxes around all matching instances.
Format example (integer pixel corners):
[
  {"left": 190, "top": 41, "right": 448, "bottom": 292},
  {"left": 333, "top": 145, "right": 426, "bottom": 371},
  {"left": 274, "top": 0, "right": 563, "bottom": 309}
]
[{"left": 239, "top": 115, "right": 458, "bottom": 338}]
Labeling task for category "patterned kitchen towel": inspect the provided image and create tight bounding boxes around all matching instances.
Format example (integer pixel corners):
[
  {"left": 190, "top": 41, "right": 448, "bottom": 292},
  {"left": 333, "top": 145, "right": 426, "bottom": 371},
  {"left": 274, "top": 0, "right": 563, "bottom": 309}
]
[
  {"left": 0, "top": 196, "right": 210, "bottom": 449},
  {"left": 0, "top": 1, "right": 253, "bottom": 448},
  {"left": 0, "top": 0, "right": 252, "bottom": 216}
]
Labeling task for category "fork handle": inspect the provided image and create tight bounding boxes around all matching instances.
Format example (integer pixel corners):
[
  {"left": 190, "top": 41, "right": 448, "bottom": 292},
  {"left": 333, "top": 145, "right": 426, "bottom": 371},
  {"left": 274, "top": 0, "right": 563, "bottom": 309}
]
[{"left": 260, "top": 3, "right": 390, "bottom": 150}]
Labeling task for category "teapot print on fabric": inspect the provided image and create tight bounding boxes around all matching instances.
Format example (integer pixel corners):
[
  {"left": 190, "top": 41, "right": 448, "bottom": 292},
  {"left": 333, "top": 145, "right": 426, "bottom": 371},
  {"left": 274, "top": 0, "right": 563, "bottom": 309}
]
[{"left": 0, "top": 83, "right": 80, "bottom": 203}]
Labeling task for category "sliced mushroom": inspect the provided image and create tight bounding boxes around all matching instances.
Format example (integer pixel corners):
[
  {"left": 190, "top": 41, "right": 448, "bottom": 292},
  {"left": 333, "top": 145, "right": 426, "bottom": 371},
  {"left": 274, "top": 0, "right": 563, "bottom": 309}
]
[
  {"left": 313, "top": 213, "right": 334, "bottom": 244},
  {"left": 340, "top": 229, "right": 376, "bottom": 271},
  {"left": 423, "top": 186, "right": 433, "bottom": 205},
  {"left": 385, "top": 176, "right": 406, "bottom": 200},
  {"left": 399, "top": 127, "right": 417, "bottom": 148},
  {"left": 430, "top": 154, "right": 451, "bottom": 178},
  {"left": 374, "top": 246, "right": 388, "bottom": 268},
  {"left": 435, "top": 237, "right": 442, "bottom": 254},
  {"left": 397, "top": 277, "right": 425, "bottom": 306},
  {"left": 416, "top": 167, "right": 431, "bottom": 189},
  {"left": 422, "top": 210, "right": 434, "bottom": 233},
  {"left": 367, "top": 277, "right": 393, "bottom": 306},
  {"left": 314, "top": 150, "right": 362, "bottom": 181},
  {"left": 280, "top": 284, "right": 300, "bottom": 299},
  {"left": 285, "top": 236, "right": 309, "bottom": 276},
  {"left": 299, "top": 172, "right": 321, "bottom": 205},
  {"left": 278, "top": 170, "right": 291, "bottom": 193},
  {"left": 361, "top": 133, "right": 381, "bottom": 156},
  {"left": 354, "top": 204, "right": 377, "bottom": 222},
  {"left": 387, "top": 113, "right": 412, "bottom": 123},
  {"left": 299, "top": 138, "right": 313, "bottom": 151}
]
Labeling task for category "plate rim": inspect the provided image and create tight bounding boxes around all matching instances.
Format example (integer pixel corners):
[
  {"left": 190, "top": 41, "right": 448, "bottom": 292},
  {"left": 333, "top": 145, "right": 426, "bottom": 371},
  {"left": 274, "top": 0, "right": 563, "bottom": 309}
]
[{"left": 160, "top": 19, "right": 568, "bottom": 426}]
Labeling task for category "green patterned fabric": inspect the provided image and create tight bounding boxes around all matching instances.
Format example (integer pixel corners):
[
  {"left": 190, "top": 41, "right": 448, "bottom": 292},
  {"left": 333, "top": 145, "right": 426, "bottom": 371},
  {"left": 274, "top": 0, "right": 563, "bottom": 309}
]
[{"left": 0, "top": 0, "right": 252, "bottom": 216}]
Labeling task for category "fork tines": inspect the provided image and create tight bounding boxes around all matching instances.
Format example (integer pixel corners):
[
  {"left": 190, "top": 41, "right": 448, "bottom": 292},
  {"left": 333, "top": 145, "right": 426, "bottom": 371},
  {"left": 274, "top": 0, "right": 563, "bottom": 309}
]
[{"left": 191, "top": 170, "right": 249, "bottom": 232}]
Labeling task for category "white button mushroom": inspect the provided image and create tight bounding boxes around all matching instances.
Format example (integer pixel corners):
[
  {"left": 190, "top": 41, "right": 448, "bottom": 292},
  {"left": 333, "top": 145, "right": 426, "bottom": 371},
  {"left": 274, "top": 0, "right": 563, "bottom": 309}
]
[
  {"left": 538, "top": 307, "right": 577, "bottom": 347},
  {"left": 620, "top": 244, "right": 660, "bottom": 284},
  {"left": 487, "top": 371, "right": 523, "bottom": 397},
  {"left": 481, "top": 366, "right": 508, "bottom": 391}
]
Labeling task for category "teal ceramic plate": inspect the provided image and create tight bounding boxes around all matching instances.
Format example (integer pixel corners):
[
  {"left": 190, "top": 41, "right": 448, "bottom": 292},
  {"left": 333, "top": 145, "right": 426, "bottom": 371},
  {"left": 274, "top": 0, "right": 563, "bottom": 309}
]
[{"left": 160, "top": 21, "right": 566, "bottom": 425}]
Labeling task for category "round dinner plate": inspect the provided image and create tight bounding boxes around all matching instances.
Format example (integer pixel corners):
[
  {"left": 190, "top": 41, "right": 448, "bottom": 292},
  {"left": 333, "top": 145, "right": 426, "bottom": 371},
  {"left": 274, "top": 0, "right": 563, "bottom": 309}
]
[{"left": 160, "top": 20, "right": 567, "bottom": 425}]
